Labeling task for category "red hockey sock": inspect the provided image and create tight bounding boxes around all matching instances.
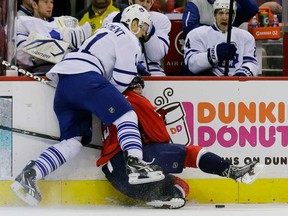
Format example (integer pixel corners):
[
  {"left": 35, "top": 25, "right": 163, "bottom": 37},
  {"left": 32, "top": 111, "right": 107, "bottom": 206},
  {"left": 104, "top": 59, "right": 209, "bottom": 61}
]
[{"left": 184, "top": 145, "right": 203, "bottom": 168}]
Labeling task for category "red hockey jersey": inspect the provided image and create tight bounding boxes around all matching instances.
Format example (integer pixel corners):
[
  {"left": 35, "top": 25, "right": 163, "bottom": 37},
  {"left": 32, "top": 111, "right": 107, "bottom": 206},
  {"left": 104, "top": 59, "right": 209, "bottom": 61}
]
[{"left": 96, "top": 90, "right": 170, "bottom": 166}]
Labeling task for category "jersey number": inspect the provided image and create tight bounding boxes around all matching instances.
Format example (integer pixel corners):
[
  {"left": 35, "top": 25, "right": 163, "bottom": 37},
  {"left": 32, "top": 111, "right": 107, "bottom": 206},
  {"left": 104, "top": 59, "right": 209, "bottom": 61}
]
[{"left": 81, "top": 32, "right": 108, "bottom": 54}]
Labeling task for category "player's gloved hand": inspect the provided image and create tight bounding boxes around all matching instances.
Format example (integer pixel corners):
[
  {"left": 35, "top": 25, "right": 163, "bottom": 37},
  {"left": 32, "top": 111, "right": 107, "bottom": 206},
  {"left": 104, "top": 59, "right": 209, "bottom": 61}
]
[
  {"left": 233, "top": 66, "right": 253, "bottom": 76},
  {"left": 55, "top": 16, "right": 79, "bottom": 28},
  {"left": 61, "top": 22, "right": 92, "bottom": 49},
  {"left": 137, "top": 63, "right": 151, "bottom": 76},
  {"left": 207, "top": 42, "right": 237, "bottom": 65},
  {"left": 141, "top": 25, "right": 155, "bottom": 42}
]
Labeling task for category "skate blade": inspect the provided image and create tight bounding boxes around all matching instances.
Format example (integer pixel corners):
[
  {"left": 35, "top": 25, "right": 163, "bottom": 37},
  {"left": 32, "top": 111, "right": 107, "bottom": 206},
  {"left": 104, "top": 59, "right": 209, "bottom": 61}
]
[
  {"left": 10, "top": 181, "right": 39, "bottom": 206},
  {"left": 146, "top": 198, "right": 186, "bottom": 209},
  {"left": 238, "top": 163, "right": 265, "bottom": 184},
  {"left": 128, "top": 171, "right": 165, "bottom": 185}
]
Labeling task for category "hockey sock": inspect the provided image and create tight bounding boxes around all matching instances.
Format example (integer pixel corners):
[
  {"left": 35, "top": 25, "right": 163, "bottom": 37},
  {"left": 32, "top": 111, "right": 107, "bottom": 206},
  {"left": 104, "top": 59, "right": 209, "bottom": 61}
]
[
  {"left": 33, "top": 137, "right": 82, "bottom": 180},
  {"left": 184, "top": 145, "right": 207, "bottom": 168},
  {"left": 113, "top": 110, "right": 143, "bottom": 159},
  {"left": 198, "top": 152, "right": 231, "bottom": 177}
]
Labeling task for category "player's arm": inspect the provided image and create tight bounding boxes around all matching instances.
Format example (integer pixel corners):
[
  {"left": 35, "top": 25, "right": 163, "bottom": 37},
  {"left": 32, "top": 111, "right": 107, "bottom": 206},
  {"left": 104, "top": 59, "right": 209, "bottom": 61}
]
[
  {"left": 102, "top": 11, "right": 120, "bottom": 27},
  {"left": 182, "top": 1, "right": 201, "bottom": 35},
  {"left": 142, "top": 13, "right": 171, "bottom": 62},
  {"left": 184, "top": 29, "right": 213, "bottom": 74},
  {"left": 16, "top": 32, "right": 34, "bottom": 66},
  {"left": 96, "top": 124, "right": 121, "bottom": 166},
  {"left": 234, "top": 32, "right": 259, "bottom": 77},
  {"left": 233, "top": 0, "right": 258, "bottom": 27},
  {"left": 111, "top": 36, "right": 140, "bottom": 93}
]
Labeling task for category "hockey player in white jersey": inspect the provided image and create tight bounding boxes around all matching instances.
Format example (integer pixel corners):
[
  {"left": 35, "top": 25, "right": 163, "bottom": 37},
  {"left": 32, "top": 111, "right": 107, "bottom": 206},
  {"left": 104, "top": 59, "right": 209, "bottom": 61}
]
[
  {"left": 17, "top": 0, "right": 33, "bottom": 16},
  {"left": 184, "top": 0, "right": 259, "bottom": 76},
  {"left": 10, "top": 4, "right": 164, "bottom": 206},
  {"left": 16, "top": 15, "right": 92, "bottom": 69},
  {"left": 103, "top": 0, "right": 171, "bottom": 76}
]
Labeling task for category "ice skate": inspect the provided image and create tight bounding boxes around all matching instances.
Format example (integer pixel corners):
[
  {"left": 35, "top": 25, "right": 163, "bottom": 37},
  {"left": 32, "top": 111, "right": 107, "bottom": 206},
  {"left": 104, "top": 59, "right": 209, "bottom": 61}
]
[
  {"left": 227, "top": 161, "right": 265, "bottom": 184},
  {"left": 126, "top": 156, "right": 164, "bottom": 185},
  {"left": 10, "top": 160, "right": 42, "bottom": 206},
  {"left": 147, "top": 197, "right": 186, "bottom": 209},
  {"left": 146, "top": 178, "right": 187, "bottom": 209}
]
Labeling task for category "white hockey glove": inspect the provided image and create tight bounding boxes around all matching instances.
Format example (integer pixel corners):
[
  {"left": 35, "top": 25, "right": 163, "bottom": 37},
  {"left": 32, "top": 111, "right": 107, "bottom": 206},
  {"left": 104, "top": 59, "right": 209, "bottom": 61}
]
[
  {"left": 60, "top": 22, "right": 92, "bottom": 49},
  {"left": 233, "top": 66, "right": 254, "bottom": 76},
  {"left": 54, "top": 16, "right": 79, "bottom": 29}
]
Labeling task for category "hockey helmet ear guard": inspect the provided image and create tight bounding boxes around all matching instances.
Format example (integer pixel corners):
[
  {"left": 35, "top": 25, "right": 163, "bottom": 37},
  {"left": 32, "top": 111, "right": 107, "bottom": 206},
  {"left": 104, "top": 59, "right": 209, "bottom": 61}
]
[
  {"left": 121, "top": 4, "right": 152, "bottom": 34},
  {"left": 128, "top": 75, "right": 145, "bottom": 89}
]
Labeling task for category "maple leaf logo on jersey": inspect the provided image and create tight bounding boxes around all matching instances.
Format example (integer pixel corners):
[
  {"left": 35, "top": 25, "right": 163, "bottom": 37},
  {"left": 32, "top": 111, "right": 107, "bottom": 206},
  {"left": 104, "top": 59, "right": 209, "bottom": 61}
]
[{"left": 219, "top": 53, "right": 240, "bottom": 68}]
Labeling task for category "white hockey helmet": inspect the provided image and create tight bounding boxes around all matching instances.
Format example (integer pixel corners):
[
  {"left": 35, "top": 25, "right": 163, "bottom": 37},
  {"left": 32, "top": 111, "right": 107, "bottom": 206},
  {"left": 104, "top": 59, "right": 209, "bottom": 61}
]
[
  {"left": 120, "top": 4, "right": 152, "bottom": 34},
  {"left": 213, "top": 0, "right": 237, "bottom": 16}
]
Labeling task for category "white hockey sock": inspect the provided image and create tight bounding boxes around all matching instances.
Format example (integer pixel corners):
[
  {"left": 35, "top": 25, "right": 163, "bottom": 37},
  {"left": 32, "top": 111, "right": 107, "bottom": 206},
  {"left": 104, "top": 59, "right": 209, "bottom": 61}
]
[
  {"left": 113, "top": 110, "right": 143, "bottom": 159},
  {"left": 33, "top": 137, "right": 82, "bottom": 180}
]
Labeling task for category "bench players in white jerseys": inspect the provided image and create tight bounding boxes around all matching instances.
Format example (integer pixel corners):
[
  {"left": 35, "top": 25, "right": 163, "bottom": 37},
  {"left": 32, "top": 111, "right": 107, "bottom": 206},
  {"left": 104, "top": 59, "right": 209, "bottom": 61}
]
[
  {"left": 16, "top": 0, "right": 92, "bottom": 71},
  {"left": 184, "top": 0, "right": 259, "bottom": 76},
  {"left": 16, "top": 16, "right": 91, "bottom": 67},
  {"left": 103, "top": 0, "right": 171, "bottom": 76},
  {"left": 11, "top": 4, "right": 165, "bottom": 206}
]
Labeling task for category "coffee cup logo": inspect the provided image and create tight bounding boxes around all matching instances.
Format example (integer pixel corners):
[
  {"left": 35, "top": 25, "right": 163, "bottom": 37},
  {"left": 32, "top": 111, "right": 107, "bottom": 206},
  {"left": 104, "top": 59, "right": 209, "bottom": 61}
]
[{"left": 154, "top": 88, "right": 191, "bottom": 145}]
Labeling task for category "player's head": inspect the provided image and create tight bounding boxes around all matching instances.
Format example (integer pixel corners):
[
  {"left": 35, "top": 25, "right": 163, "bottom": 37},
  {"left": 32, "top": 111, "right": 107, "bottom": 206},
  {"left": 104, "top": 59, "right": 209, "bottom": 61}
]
[
  {"left": 32, "top": 0, "right": 53, "bottom": 20},
  {"left": 127, "top": 75, "right": 145, "bottom": 90},
  {"left": 213, "top": 0, "right": 237, "bottom": 32},
  {"left": 121, "top": 4, "right": 152, "bottom": 38},
  {"left": 129, "top": 0, "right": 154, "bottom": 11}
]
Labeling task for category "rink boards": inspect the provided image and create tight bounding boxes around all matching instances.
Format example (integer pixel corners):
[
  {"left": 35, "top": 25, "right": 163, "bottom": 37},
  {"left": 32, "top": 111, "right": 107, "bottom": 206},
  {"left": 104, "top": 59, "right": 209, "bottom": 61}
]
[{"left": 1, "top": 76, "right": 288, "bottom": 206}]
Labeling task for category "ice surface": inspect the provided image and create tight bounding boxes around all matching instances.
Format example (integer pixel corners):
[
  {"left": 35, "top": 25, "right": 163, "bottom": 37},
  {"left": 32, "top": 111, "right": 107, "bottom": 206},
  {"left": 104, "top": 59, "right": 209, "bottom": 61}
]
[{"left": 1, "top": 204, "right": 288, "bottom": 216}]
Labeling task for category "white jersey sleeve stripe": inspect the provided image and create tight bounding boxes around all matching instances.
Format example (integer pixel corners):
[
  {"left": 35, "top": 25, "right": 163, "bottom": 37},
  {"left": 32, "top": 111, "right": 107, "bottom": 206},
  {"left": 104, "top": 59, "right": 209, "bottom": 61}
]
[
  {"left": 114, "top": 68, "right": 137, "bottom": 76},
  {"left": 62, "top": 57, "right": 104, "bottom": 75}
]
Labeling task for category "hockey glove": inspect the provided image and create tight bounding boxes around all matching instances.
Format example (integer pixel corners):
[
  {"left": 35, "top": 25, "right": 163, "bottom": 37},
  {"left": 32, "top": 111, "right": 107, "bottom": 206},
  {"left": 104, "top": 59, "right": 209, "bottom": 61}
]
[
  {"left": 233, "top": 66, "right": 254, "bottom": 76},
  {"left": 137, "top": 63, "right": 151, "bottom": 76},
  {"left": 55, "top": 16, "right": 79, "bottom": 29},
  {"left": 61, "top": 22, "right": 92, "bottom": 49},
  {"left": 207, "top": 42, "right": 237, "bottom": 65}
]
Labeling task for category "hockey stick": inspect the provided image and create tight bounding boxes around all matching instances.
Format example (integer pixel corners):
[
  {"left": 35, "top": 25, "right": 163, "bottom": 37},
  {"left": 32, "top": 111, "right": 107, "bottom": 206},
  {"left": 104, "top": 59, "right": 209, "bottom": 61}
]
[
  {"left": 140, "top": 41, "right": 151, "bottom": 76},
  {"left": 0, "top": 58, "right": 54, "bottom": 87},
  {"left": 0, "top": 125, "right": 103, "bottom": 150},
  {"left": 224, "top": 0, "right": 234, "bottom": 76}
]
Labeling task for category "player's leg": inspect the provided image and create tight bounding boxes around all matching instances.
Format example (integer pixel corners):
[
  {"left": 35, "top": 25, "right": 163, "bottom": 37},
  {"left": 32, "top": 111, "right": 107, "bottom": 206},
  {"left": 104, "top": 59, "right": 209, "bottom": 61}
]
[
  {"left": 142, "top": 143, "right": 264, "bottom": 201},
  {"left": 113, "top": 111, "right": 164, "bottom": 184},
  {"left": 102, "top": 151, "right": 186, "bottom": 209},
  {"left": 82, "top": 72, "right": 164, "bottom": 184},
  {"left": 184, "top": 146, "right": 264, "bottom": 184},
  {"left": 10, "top": 137, "right": 82, "bottom": 206},
  {"left": 10, "top": 74, "right": 90, "bottom": 206},
  {"left": 141, "top": 143, "right": 188, "bottom": 208},
  {"left": 146, "top": 175, "right": 189, "bottom": 209}
]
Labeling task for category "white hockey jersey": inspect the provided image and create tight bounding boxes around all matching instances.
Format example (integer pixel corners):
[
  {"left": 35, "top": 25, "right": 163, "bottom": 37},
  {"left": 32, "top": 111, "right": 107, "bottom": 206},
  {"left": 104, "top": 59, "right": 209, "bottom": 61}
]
[
  {"left": 184, "top": 25, "right": 259, "bottom": 76},
  {"left": 47, "top": 22, "right": 141, "bottom": 93},
  {"left": 103, "top": 11, "right": 171, "bottom": 76}
]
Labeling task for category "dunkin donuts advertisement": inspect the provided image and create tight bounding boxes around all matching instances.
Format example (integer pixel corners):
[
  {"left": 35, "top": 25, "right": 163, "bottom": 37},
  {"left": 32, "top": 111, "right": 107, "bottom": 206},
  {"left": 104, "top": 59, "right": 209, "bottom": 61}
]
[{"left": 145, "top": 80, "right": 288, "bottom": 178}]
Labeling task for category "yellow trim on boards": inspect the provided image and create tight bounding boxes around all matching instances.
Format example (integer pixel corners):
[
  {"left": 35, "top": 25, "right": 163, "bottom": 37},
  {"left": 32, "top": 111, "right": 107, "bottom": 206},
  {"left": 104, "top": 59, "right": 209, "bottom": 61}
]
[{"left": 1, "top": 179, "right": 288, "bottom": 206}]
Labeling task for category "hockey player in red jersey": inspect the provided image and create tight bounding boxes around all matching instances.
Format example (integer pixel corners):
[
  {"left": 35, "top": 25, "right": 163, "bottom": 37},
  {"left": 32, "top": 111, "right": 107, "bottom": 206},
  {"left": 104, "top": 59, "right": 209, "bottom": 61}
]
[{"left": 97, "top": 75, "right": 265, "bottom": 209}]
